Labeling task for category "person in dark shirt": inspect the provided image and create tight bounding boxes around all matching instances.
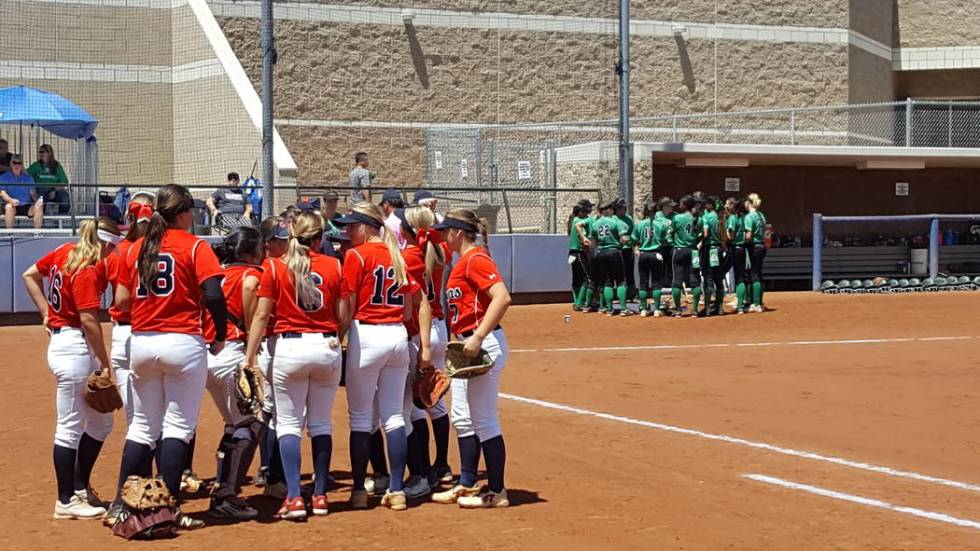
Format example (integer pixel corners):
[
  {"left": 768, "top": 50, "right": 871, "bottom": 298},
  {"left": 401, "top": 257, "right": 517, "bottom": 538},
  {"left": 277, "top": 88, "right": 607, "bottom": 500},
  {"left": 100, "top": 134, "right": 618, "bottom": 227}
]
[{"left": 206, "top": 172, "right": 253, "bottom": 228}]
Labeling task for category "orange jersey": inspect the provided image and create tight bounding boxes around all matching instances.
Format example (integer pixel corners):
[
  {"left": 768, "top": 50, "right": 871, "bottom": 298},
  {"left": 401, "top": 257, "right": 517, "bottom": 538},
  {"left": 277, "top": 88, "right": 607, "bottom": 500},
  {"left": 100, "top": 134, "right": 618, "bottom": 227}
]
[
  {"left": 257, "top": 253, "right": 342, "bottom": 334},
  {"left": 260, "top": 257, "right": 279, "bottom": 338},
  {"left": 203, "top": 264, "right": 261, "bottom": 343},
  {"left": 34, "top": 243, "right": 107, "bottom": 329},
  {"left": 445, "top": 246, "right": 503, "bottom": 334},
  {"left": 124, "top": 229, "right": 223, "bottom": 335},
  {"left": 342, "top": 242, "right": 420, "bottom": 325},
  {"left": 401, "top": 246, "right": 426, "bottom": 336},
  {"left": 105, "top": 240, "right": 133, "bottom": 322}
]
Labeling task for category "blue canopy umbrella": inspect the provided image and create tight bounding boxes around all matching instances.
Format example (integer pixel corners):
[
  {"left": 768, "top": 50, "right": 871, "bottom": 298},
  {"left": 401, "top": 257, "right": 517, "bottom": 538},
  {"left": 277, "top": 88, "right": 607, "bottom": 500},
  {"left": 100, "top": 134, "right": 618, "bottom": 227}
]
[{"left": 0, "top": 85, "right": 98, "bottom": 140}]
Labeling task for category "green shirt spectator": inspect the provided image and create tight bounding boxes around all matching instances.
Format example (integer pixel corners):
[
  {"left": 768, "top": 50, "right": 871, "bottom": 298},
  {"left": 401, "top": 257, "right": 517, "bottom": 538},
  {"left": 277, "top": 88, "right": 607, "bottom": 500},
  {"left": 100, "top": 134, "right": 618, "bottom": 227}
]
[{"left": 28, "top": 144, "right": 70, "bottom": 213}]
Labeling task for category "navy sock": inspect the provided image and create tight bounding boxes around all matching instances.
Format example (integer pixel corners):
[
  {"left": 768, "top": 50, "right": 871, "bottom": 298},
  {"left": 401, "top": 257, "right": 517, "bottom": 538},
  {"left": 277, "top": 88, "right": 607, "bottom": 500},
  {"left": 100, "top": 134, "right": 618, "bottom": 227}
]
[
  {"left": 349, "top": 431, "right": 371, "bottom": 491},
  {"left": 411, "top": 419, "right": 431, "bottom": 477},
  {"left": 258, "top": 424, "right": 271, "bottom": 469},
  {"left": 369, "top": 429, "right": 388, "bottom": 476},
  {"left": 278, "top": 434, "right": 302, "bottom": 499},
  {"left": 116, "top": 440, "right": 153, "bottom": 496},
  {"left": 184, "top": 433, "right": 197, "bottom": 471},
  {"left": 159, "top": 438, "right": 190, "bottom": 499},
  {"left": 385, "top": 427, "right": 408, "bottom": 492},
  {"left": 153, "top": 437, "right": 163, "bottom": 475},
  {"left": 73, "top": 432, "right": 104, "bottom": 492},
  {"left": 311, "top": 435, "right": 332, "bottom": 495},
  {"left": 458, "top": 435, "right": 480, "bottom": 487},
  {"left": 53, "top": 445, "right": 77, "bottom": 504},
  {"left": 266, "top": 427, "right": 284, "bottom": 484},
  {"left": 481, "top": 435, "right": 507, "bottom": 493},
  {"left": 431, "top": 415, "right": 450, "bottom": 468},
  {"left": 406, "top": 429, "right": 423, "bottom": 477}
]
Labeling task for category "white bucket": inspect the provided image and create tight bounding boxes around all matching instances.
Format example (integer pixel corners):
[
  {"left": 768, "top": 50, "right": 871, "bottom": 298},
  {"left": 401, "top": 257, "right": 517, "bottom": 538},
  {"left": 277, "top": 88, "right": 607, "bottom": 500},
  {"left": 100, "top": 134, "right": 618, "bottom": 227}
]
[{"left": 911, "top": 248, "right": 928, "bottom": 275}]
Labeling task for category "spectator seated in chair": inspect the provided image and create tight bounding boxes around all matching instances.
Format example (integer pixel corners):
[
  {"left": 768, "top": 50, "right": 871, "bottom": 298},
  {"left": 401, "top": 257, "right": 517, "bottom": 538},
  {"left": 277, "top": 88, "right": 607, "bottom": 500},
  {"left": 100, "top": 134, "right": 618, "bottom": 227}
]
[
  {"left": 28, "top": 144, "right": 70, "bottom": 214},
  {"left": 206, "top": 171, "right": 253, "bottom": 229},
  {"left": 0, "top": 154, "right": 43, "bottom": 229}
]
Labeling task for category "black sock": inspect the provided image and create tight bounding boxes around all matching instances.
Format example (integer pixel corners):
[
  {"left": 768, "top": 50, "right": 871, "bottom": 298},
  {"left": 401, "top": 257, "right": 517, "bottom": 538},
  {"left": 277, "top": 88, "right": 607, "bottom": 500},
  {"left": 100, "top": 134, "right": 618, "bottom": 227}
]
[
  {"left": 116, "top": 440, "right": 153, "bottom": 497},
  {"left": 53, "top": 445, "right": 77, "bottom": 504},
  {"left": 184, "top": 433, "right": 197, "bottom": 472},
  {"left": 431, "top": 415, "right": 450, "bottom": 469},
  {"left": 153, "top": 437, "right": 163, "bottom": 475},
  {"left": 458, "top": 435, "right": 480, "bottom": 487},
  {"left": 406, "top": 429, "right": 422, "bottom": 477},
  {"left": 368, "top": 429, "right": 388, "bottom": 476},
  {"left": 258, "top": 424, "right": 271, "bottom": 469},
  {"left": 349, "top": 431, "right": 372, "bottom": 491},
  {"left": 311, "top": 435, "right": 332, "bottom": 495},
  {"left": 159, "top": 438, "right": 190, "bottom": 499},
  {"left": 73, "top": 432, "right": 104, "bottom": 492},
  {"left": 411, "top": 419, "right": 431, "bottom": 477},
  {"left": 481, "top": 435, "right": 507, "bottom": 493},
  {"left": 266, "top": 427, "right": 284, "bottom": 484}
]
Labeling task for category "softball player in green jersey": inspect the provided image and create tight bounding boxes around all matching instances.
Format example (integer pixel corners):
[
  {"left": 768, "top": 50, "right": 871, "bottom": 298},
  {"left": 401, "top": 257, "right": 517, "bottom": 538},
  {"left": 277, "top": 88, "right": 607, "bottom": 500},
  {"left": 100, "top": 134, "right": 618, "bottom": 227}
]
[
  {"left": 588, "top": 203, "right": 630, "bottom": 316},
  {"left": 723, "top": 197, "right": 749, "bottom": 314},
  {"left": 700, "top": 198, "right": 725, "bottom": 315},
  {"left": 670, "top": 195, "right": 703, "bottom": 317},
  {"left": 568, "top": 201, "right": 596, "bottom": 311},
  {"left": 743, "top": 193, "right": 768, "bottom": 312},
  {"left": 654, "top": 198, "right": 676, "bottom": 308},
  {"left": 614, "top": 199, "right": 636, "bottom": 301},
  {"left": 633, "top": 200, "right": 669, "bottom": 317}
]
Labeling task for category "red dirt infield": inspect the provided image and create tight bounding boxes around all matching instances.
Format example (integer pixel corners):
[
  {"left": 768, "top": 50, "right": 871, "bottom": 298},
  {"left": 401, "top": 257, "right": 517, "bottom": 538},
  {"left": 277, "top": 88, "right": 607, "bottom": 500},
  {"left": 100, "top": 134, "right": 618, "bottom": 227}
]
[{"left": 3, "top": 291, "right": 979, "bottom": 550}]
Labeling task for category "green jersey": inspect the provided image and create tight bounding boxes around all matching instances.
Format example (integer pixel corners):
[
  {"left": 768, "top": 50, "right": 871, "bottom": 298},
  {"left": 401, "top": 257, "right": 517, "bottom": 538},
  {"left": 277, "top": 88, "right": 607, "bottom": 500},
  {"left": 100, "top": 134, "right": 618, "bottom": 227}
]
[
  {"left": 725, "top": 213, "right": 744, "bottom": 245},
  {"left": 672, "top": 212, "right": 700, "bottom": 248},
  {"left": 744, "top": 210, "right": 767, "bottom": 245},
  {"left": 701, "top": 210, "right": 723, "bottom": 246},
  {"left": 589, "top": 215, "right": 628, "bottom": 250},
  {"left": 655, "top": 211, "right": 674, "bottom": 248},
  {"left": 633, "top": 218, "right": 667, "bottom": 252},
  {"left": 568, "top": 216, "right": 591, "bottom": 251},
  {"left": 617, "top": 214, "right": 635, "bottom": 249}
]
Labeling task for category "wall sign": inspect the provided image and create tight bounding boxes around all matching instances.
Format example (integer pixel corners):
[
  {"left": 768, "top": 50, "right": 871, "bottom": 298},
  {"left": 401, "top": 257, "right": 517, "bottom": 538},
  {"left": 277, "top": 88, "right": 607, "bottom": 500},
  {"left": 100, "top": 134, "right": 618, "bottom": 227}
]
[
  {"left": 895, "top": 182, "right": 909, "bottom": 196},
  {"left": 434, "top": 151, "right": 443, "bottom": 170},
  {"left": 460, "top": 158, "right": 468, "bottom": 178},
  {"left": 724, "top": 177, "right": 740, "bottom": 192},
  {"left": 517, "top": 160, "right": 532, "bottom": 180}
]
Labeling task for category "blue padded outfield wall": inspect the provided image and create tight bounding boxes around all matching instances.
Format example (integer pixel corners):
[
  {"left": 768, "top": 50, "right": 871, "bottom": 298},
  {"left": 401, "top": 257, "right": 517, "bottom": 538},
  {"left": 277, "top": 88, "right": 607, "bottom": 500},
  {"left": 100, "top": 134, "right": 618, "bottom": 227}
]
[{"left": 0, "top": 235, "right": 572, "bottom": 313}]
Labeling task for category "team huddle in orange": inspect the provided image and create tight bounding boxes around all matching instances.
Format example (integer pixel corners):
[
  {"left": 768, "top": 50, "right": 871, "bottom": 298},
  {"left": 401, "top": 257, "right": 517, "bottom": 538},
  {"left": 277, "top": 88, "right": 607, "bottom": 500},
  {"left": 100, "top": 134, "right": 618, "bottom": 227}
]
[{"left": 23, "top": 184, "right": 513, "bottom": 536}]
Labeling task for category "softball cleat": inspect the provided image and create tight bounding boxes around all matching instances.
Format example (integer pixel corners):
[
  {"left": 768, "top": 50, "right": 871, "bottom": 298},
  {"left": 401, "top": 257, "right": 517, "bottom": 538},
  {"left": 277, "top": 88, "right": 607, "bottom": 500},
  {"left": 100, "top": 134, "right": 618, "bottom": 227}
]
[
  {"left": 458, "top": 489, "right": 509, "bottom": 509},
  {"left": 311, "top": 494, "right": 329, "bottom": 516},
  {"left": 277, "top": 496, "right": 307, "bottom": 521},
  {"left": 349, "top": 490, "right": 369, "bottom": 510},
  {"left": 53, "top": 495, "right": 106, "bottom": 520},
  {"left": 381, "top": 490, "right": 407, "bottom": 511},
  {"left": 432, "top": 483, "right": 481, "bottom": 504}
]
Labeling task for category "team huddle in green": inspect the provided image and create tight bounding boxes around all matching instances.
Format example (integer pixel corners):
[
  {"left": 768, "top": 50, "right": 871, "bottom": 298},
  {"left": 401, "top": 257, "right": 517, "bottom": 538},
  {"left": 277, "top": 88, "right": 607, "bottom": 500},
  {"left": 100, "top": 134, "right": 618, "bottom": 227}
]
[{"left": 567, "top": 192, "right": 769, "bottom": 317}]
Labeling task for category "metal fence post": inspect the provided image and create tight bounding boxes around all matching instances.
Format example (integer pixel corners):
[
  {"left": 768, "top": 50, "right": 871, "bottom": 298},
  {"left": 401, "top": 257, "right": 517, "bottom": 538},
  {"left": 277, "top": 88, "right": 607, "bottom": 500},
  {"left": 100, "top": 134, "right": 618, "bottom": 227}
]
[
  {"left": 812, "top": 213, "right": 823, "bottom": 291},
  {"left": 905, "top": 97, "right": 913, "bottom": 147},
  {"left": 929, "top": 217, "right": 940, "bottom": 279},
  {"left": 790, "top": 109, "right": 796, "bottom": 145}
]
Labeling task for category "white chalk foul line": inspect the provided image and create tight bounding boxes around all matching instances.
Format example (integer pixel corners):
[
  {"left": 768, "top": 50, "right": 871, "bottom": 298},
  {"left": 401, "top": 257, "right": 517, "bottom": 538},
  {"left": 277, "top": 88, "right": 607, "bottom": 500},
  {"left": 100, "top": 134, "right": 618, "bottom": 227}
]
[
  {"left": 508, "top": 335, "right": 977, "bottom": 353},
  {"left": 499, "top": 393, "right": 980, "bottom": 493},
  {"left": 744, "top": 474, "right": 980, "bottom": 531}
]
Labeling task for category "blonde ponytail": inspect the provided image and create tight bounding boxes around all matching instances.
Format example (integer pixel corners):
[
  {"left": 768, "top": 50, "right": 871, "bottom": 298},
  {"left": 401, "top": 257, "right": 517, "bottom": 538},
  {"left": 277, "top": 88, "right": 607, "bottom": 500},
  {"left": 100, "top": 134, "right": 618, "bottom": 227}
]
[
  {"left": 351, "top": 202, "right": 409, "bottom": 287},
  {"left": 66, "top": 217, "right": 120, "bottom": 273},
  {"left": 285, "top": 211, "right": 323, "bottom": 308},
  {"left": 748, "top": 193, "right": 763, "bottom": 210},
  {"left": 405, "top": 205, "right": 445, "bottom": 283}
]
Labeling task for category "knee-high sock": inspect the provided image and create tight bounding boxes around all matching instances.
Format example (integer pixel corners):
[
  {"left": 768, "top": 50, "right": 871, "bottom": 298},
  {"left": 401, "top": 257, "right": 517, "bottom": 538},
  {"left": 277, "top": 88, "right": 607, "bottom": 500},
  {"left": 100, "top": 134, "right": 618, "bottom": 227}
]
[
  {"left": 637, "top": 289, "right": 649, "bottom": 311},
  {"left": 278, "top": 434, "right": 302, "bottom": 499},
  {"left": 458, "top": 435, "right": 480, "bottom": 487},
  {"left": 714, "top": 285, "right": 725, "bottom": 311},
  {"left": 571, "top": 285, "right": 581, "bottom": 307},
  {"left": 184, "top": 433, "right": 196, "bottom": 471},
  {"left": 265, "top": 427, "right": 284, "bottom": 484},
  {"left": 153, "top": 437, "right": 163, "bottom": 475},
  {"left": 369, "top": 429, "right": 388, "bottom": 476},
  {"left": 703, "top": 286, "right": 713, "bottom": 313},
  {"left": 73, "top": 432, "right": 104, "bottom": 492},
  {"left": 212, "top": 431, "right": 235, "bottom": 491},
  {"left": 671, "top": 287, "right": 682, "bottom": 310},
  {"left": 583, "top": 287, "right": 595, "bottom": 309},
  {"left": 653, "top": 289, "right": 662, "bottom": 311},
  {"left": 412, "top": 419, "right": 431, "bottom": 477},
  {"left": 480, "top": 435, "right": 507, "bottom": 493},
  {"left": 431, "top": 415, "right": 450, "bottom": 469},
  {"left": 385, "top": 427, "right": 408, "bottom": 492},
  {"left": 736, "top": 282, "right": 746, "bottom": 310},
  {"left": 159, "top": 438, "right": 190, "bottom": 499},
  {"left": 752, "top": 281, "right": 763, "bottom": 305},
  {"left": 311, "top": 435, "right": 332, "bottom": 496},
  {"left": 692, "top": 287, "right": 702, "bottom": 313},
  {"left": 53, "top": 445, "right": 77, "bottom": 504},
  {"left": 349, "top": 431, "right": 371, "bottom": 492},
  {"left": 258, "top": 425, "right": 271, "bottom": 470},
  {"left": 616, "top": 285, "right": 627, "bottom": 308},
  {"left": 602, "top": 286, "right": 614, "bottom": 309}
]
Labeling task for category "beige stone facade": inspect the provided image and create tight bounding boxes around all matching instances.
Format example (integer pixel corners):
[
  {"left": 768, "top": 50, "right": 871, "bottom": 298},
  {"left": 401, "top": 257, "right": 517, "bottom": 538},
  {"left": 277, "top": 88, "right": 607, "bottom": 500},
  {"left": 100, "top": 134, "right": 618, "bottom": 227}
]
[{"left": 896, "top": 0, "right": 980, "bottom": 48}]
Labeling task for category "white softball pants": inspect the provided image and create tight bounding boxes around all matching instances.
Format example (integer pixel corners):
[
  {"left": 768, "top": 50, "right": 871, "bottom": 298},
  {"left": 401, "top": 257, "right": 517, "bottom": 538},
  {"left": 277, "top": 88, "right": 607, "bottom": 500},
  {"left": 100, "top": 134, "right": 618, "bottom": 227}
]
[
  {"left": 450, "top": 328, "right": 508, "bottom": 441},
  {"left": 405, "top": 319, "right": 449, "bottom": 427},
  {"left": 271, "top": 334, "right": 342, "bottom": 438},
  {"left": 110, "top": 323, "right": 135, "bottom": 425},
  {"left": 127, "top": 332, "right": 208, "bottom": 446},
  {"left": 346, "top": 321, "right": 409, "bottom": 434},
  {"left": 48, "top": 328, "right": 113, "bottom": 448},
  {"left": 206, "top": 341, "right": 253, "bottom": 428},
  {"left": 258, "top": 337, "right": 277, "bottom": 430}
]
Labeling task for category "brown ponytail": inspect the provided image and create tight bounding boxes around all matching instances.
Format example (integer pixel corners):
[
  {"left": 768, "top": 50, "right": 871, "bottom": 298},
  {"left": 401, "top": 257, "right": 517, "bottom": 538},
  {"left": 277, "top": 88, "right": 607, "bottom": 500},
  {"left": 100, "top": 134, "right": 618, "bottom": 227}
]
[
  {"left": 444, "top": 208, "right": 491, "bottom": 257},
  {"left": 137, "top": 184, "right": 194, "bottom": 290}
]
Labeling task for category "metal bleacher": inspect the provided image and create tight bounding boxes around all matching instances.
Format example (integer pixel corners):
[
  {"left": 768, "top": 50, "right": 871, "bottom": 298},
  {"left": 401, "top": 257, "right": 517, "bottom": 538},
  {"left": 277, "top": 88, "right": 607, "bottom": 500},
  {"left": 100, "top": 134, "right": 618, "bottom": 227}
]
[{"left": 766, "top": 246, "right": 912, "bottom": 281}]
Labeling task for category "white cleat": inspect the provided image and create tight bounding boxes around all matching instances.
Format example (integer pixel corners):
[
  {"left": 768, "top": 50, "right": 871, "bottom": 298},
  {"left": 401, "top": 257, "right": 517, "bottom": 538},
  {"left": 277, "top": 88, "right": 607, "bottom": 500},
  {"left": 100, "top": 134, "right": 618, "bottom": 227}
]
[
  {"left": 364, "top": 474, "right": 390, "bottom": 496},
  {"left": 458, "top": 489, "right": 509, "bottom": 509},
  {"left": 53, "top": 495, "right": 106, "bottom": 520}
]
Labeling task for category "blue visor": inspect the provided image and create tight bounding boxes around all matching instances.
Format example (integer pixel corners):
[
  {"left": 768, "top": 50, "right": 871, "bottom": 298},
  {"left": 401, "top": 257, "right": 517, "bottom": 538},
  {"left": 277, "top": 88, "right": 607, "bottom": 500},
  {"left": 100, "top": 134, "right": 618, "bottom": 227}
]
[
  {"left": 432, "top": 217, "right": 477, "bottom": 233},
  {"left": 334, "top": 212, "right": 383, "bottom": 228}
]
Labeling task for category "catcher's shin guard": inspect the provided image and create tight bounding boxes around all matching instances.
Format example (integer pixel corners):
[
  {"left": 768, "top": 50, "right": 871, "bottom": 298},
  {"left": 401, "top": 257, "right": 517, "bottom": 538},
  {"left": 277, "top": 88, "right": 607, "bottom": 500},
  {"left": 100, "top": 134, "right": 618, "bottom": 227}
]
[{"left": 213, "top": 419, "right": 264, "bottom": 498}]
